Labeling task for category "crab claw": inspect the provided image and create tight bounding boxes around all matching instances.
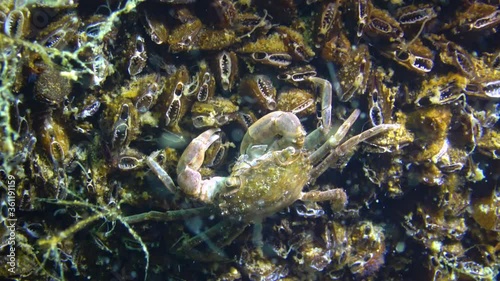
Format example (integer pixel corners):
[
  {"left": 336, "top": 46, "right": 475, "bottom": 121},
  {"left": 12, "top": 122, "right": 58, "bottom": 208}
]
[
  {"left": 177, "top": 128, "right": 228, "bottom": 202},
  {"left": 240, "top": 111, "right": 306, "bottom": 155}
]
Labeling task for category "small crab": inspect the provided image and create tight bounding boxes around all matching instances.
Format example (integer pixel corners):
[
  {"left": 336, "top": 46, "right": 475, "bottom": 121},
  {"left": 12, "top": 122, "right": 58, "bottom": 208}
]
[{"left": 146, "top": 78, "right": 398, "bottom": 257}]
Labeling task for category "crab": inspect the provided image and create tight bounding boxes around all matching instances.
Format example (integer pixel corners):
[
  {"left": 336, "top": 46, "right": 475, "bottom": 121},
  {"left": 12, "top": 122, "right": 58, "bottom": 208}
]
[{"left": 145, "top": 77, "right": 398, "bottom": 258}]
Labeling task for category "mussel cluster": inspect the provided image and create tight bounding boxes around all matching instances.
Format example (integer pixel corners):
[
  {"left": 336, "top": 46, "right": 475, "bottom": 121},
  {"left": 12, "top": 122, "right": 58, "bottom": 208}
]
[{"left": 0, "top": 0, "right": 500, "bottom": 280}]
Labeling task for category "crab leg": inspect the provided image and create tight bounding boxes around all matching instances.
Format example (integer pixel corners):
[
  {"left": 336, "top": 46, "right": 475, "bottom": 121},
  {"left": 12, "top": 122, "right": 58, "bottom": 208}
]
[
  {"left": 301, "top": 188, "right": 347, "bottom": 203},
  {"left": 124, "top": 207, "right": 214, "bottom": 224},
  {"left": 300, "top": 188, "right": 349, "bottom": 212},
  {"left": 334, "top": 123, "right": 399, "bottom": 156},
  {"left": 307, "top": 76, "right": 332, "bottom": 134},
  {"left": 174, "top": 220, "right": 246, "bottom": 254},
  {"left": 309, "top": 109, "right": 361, "bottom": 165},
  {"left": 146, "top": 151, "right": 176, "bottom": 193},
  {"left": 310, "top": 121, "right": 400, "bottom": 181},
  {"left": 177, "top": 128, "right": 228, "bottom": 202}
]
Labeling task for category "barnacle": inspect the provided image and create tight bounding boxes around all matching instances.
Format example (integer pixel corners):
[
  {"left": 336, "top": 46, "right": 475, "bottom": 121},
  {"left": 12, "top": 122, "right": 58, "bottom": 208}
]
[
  {"left": 193, "top": 60, "right": 216, "bottom": 102},
  {"left": 397, "top": 5, "right": 437, "bottom": 26},
  {"left": 364, "top": 4, "right": 404, "bottom": 42},
  {"left": 239, "top": 74, "right": 277, "bottom": 111},
  {"left": 321, "top": 28, "right": 351, "bottom": 64},
  {"left": 250, "top": 51, "right": 292, "bottom": 68},
  {"left": 451, "top": 2, "right": 500, "bottom": 34},
  {"left": 36, "top": 13, "right": 79, "bottom": 49},
  {"left": 4, "top": 8, "right": 30, "bottom": 39},
  {"left": 142, "top": 9, "right": 169, "bottom": 45},
  {"left": 37, "top": 116, "right": 70, "bottom": 166},
  {"left": 406, "top": 106, "right": 453, "bottom": 163},
  {"left": 128, "top": 35, "right": 147, "bottom": 76},
  {"left": 277, "top": 64, "right": 317, "bottom": 85},
  {"left": 214, "top": 51, "right": 238, "bottom": 92},
  {"left": 237, "top": 31, "right": 288, "bottom": 54},
  {"left": 472, "top": 186, "right": 500, "bottom": 231},
  {"left": 191, "top": 96, "right": 239, "bottom": 128},
  {"left": 385, "top": 38, "right": 434, "bottom": 74},
  {"left": 337, "top": 44, "right": 371, "bottom": 101},
  {"left": 277, "top": 88, "right": 315, "bottom": 117},
  {"left": 167, "top": 17, "right": 203, "bottom": 53},
  {"left": 477, "top": 128, "right": 500, "bottom": 159},
  {"left": 316, "top": 1, "right": 340, "bottom": 45},
  {"left": 277, "top": 26, "right": 315, "bottom": 62},
  {"left": 154, "top": 65, "right": 192, "bottom": 131},
  {"left": 415, "top": 73, "right": 468, "bottom": 106}
]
